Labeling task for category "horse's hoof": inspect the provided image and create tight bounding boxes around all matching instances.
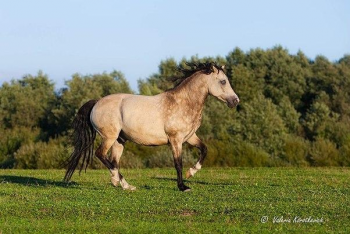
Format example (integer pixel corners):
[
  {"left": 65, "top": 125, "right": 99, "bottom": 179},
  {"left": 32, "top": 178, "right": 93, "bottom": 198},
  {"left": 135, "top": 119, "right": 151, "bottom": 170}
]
[
  {"left": 179, "top": 185, "right": 191, "bottom": 192},
  {"left": 123, "top": 185, "right": 136, "bottom": 191},
  {"left": 111, "top": 177, "right": 120, "bottom": 187},
  {"left": 186, "top": 170, "right": 192, "bottom": 179}
]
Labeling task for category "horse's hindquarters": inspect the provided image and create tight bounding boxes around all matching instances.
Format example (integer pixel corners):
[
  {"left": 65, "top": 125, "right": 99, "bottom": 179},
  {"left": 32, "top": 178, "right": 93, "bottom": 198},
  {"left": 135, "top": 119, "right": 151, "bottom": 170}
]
[{"left": 90, "top": 94, "right": 129, "bottom": 138}]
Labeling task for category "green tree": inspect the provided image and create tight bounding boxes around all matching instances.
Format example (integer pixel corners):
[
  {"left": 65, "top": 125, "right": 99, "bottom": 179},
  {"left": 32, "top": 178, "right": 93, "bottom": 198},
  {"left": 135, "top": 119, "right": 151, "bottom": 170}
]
[
  {"left": 232, "top": 94, "right": 286, "bottom": 156},
  {"left": 0, "top": 71, "right": 55, "bottom": 129}
]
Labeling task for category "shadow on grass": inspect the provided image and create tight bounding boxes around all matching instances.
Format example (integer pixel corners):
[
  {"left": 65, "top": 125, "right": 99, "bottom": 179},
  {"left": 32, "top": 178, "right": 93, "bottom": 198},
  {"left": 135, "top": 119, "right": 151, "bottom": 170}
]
[
  {"left": 152, "top": 177, "right": 234, "bottom": 186},
  {"left": 0, "top": 175, "right": 77, "bottom": 188}
]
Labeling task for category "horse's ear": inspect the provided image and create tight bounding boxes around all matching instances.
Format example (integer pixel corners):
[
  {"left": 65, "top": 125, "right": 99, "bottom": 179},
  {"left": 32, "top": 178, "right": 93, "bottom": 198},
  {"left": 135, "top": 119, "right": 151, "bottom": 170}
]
[{"left": 221, "top": 65, "right": 225, "bottom": 70}]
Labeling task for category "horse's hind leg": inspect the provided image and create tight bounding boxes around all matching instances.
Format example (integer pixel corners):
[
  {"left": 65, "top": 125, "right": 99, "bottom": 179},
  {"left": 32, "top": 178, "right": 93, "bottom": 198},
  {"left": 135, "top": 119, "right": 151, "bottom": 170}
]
[
  {"left": 185, "top": 133, "right": 207, "bottom": 179},
  {"left": 110, "top": 141, "right": 136, "bottom": 191},
  {"left": 95, "top": 138, "right": 116, "bottom": 172}
]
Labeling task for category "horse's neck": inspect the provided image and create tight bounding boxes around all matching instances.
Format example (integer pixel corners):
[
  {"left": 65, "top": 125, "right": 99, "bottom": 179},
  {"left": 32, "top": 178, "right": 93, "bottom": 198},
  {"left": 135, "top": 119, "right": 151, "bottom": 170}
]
[{"left": 171, "top": 75, "right": 208, "bottom": 113}]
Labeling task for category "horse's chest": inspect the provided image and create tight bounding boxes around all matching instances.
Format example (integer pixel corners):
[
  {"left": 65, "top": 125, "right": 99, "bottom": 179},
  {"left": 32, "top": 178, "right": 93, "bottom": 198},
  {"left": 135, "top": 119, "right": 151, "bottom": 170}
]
[{"left": 166, "top": 111, "right": 202, "bottom": 137}]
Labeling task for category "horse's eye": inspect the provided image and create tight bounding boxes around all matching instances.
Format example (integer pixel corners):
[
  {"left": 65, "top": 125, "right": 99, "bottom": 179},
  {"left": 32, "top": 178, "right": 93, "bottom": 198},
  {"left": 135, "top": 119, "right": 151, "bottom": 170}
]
[{"left": 220, "top": 80, "right": 226, "bottom": 85}]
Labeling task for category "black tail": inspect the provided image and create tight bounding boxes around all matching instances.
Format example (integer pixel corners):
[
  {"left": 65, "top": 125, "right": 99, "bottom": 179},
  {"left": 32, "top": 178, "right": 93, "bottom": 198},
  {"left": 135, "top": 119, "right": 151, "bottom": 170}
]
[{"left": 64, "top": 100, "right": 98, "bottom": 182}]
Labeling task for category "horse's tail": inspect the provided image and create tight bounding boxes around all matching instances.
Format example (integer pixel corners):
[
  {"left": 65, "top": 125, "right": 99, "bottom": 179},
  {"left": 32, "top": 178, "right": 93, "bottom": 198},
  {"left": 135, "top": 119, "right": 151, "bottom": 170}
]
[{"left": 64, "top": 100, "right": 98, "bottom": 182}]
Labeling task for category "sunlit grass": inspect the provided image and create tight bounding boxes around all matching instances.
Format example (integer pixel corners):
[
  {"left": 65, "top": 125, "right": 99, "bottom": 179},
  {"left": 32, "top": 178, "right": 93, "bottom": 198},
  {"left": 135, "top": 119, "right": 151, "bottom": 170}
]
[{"left": 0, "top": 168, "right": 349, "bottom": 233}]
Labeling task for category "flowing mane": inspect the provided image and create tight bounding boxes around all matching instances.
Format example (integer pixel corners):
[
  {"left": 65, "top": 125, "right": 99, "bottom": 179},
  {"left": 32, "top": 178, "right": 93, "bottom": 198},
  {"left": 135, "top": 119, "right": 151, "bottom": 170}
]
[{"left": 169, "top": 62, "right": 224, "bottom": 88}]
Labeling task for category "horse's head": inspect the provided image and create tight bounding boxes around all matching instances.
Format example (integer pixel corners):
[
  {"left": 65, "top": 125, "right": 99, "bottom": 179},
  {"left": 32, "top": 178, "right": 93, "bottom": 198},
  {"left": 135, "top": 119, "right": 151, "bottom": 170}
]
[{"left": 207, "top": 65, "right": 239, "bottom": 108}]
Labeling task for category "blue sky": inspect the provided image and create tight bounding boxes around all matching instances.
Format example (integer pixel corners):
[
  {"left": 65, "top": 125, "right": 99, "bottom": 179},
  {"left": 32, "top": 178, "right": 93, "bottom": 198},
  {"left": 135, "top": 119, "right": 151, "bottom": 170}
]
[{"left": 1, "top": 0, "right": 349, "bottom": 91}]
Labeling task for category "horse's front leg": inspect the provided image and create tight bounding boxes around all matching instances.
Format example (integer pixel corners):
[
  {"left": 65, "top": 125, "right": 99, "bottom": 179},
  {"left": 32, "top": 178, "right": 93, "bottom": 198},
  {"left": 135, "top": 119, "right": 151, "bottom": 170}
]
[
  {"left": 185, "top": 133, "right": 207, "bottom": 178},
  {"left": 169, "top": 137, "right": 191, "bottom": 192}
]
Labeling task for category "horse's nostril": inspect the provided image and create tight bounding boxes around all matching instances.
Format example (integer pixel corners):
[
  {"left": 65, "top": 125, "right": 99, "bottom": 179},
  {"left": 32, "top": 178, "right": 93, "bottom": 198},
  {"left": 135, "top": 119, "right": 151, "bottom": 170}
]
[{"left": 227, "top": 97, "right": 240, "bottom": 108}]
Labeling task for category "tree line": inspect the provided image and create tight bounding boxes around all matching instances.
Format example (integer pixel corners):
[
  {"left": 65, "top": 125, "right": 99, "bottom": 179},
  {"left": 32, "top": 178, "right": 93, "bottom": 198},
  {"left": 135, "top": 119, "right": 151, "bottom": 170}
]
[{"left": 1, "top": 46, "right": 349, "bottom": 169}]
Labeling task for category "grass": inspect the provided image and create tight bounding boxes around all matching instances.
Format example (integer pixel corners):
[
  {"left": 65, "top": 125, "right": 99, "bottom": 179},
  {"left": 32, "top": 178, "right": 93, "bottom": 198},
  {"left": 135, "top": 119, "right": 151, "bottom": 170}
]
[{"left": 0, "top": 168, "right": 349, "bottom": 233}]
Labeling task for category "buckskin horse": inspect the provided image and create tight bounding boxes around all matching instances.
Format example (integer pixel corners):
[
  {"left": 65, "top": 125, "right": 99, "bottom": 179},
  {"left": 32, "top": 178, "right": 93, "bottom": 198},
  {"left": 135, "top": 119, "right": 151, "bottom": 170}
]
[{"left": 64, "top": 62, "right": 239, "bottom": 191}]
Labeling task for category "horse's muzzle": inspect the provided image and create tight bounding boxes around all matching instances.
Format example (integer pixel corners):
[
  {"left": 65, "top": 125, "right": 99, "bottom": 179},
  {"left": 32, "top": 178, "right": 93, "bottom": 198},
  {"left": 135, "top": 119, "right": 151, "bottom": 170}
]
[{"left": 227, "top": 97, "right": 240, "bottom": 108}]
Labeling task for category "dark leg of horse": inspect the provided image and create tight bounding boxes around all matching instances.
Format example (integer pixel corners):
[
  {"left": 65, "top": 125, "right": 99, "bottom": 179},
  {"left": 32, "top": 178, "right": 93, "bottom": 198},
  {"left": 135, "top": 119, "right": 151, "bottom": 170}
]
[
  {"left": 110, "top": 140, "right": 136, "bottom": 190},
  {"left": 169, "top": 138, "right": 190, "bottom": 192},
  {"left": 186, "top": 133, "right": 207, "bottom": 178},
  {"left": 95, "top": 138, "right": 115, "bottom": 171}
]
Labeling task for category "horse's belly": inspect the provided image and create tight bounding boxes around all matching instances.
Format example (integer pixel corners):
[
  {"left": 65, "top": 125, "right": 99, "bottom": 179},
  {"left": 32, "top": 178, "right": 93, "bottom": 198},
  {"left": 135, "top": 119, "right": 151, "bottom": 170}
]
[
  {"left": 121, "top": 109, "right": 168, "bottom": 145},
  {"left": 122, "top": 124, "right": 168, "bottom": 146}
]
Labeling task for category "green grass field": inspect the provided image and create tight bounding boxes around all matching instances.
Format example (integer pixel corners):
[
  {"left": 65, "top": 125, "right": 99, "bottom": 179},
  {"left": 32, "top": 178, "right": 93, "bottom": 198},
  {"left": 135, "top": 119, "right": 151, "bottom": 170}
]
[{"left": 0, "top": 168, "right": 349, "bottom": 233}]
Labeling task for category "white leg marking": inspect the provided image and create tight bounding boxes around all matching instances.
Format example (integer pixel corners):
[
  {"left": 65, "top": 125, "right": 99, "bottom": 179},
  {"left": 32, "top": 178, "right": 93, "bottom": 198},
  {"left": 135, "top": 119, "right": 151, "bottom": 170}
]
[
  {"left": 111, "top": 169, "right": 118, "bottom": 177},
  {"left": 195, "top": 162, "right": 202, "bottom": 170},
  {"left": 111, "top": 169, "right": 120, "bottom": 187},
  {"left": 189, "top": 168, "right": 197, "bottom": 176},
  {"left": 120, "top": 178, "right": 136, "bottom": 191},
  {"left": 189, "top": 162, "right": 202, "bottom": 176}
]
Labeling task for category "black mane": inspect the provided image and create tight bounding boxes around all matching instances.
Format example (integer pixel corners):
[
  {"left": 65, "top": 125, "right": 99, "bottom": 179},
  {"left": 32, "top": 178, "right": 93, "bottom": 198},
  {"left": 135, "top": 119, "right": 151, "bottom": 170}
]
[{"left": 169, "top": 62, "right": 224, "bottom": 88}]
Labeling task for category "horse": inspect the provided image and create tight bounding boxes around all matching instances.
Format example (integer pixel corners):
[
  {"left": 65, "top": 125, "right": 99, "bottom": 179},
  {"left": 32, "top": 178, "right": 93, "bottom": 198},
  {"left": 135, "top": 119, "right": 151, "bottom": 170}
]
[{"left": 63, "top": 62, "right": 240, "bottom": 191}]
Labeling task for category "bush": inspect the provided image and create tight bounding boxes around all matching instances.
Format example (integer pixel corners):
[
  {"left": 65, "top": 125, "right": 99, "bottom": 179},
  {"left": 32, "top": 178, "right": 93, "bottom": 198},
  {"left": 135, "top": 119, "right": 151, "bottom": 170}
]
[
  {"left": 144, "top": 146, "right": 196, "bottom": 168},
  {"left": 232, "top": 140, "right": 271, "bottom": 166},
  {"left": 15, "top": 138, "right": 68, "bottom": 169},
  {"left": 119, "top": 152, "right": 144, "bottom": 169},
  {"left": 309, "top": 138, "right": 340, "bottom": 166},
  {"left": 282, "top": 135, "right": 310, "bottom": 167},
  {"left": 206, "top": 139, "right": 270, "bottom": 167},
  {"left": 0, "top": 127, "right": 39, "bottom": 168},
  {"left": 339, "top": 136, "right": 350, "bottom": 166}
]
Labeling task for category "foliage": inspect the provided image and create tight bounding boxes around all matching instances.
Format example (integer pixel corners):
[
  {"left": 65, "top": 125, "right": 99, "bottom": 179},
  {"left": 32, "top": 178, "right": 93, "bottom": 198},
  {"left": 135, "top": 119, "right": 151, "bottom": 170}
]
[
  {"left": 339, "top": 136, "right": 350, "bottom": 166},
  {"left": 14, "top": 137, "right": 69, "bottom": 169},
  {"left": 0, "top": 71, "right": 55, "bottom": 129},
  {"left": 1, "top": 47, "right": 350, "bottom": 168},
  {"left": 205, "top": 139, "right": 270, "bottom": 167},
  {"left": 144, "top": 146, "right": 196, "bottom": 168},
  {"left": 0, "top": 127, "right": 39, "bottom": 168},
  {"left": 309, "top": 138, "right": 340, "bottom": 166},
  {"left": 281, "top": 135, "right": 310, "bottom": 167},
  {"left": 119, "top": 151, "right": 144, "bottom": 169}
]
